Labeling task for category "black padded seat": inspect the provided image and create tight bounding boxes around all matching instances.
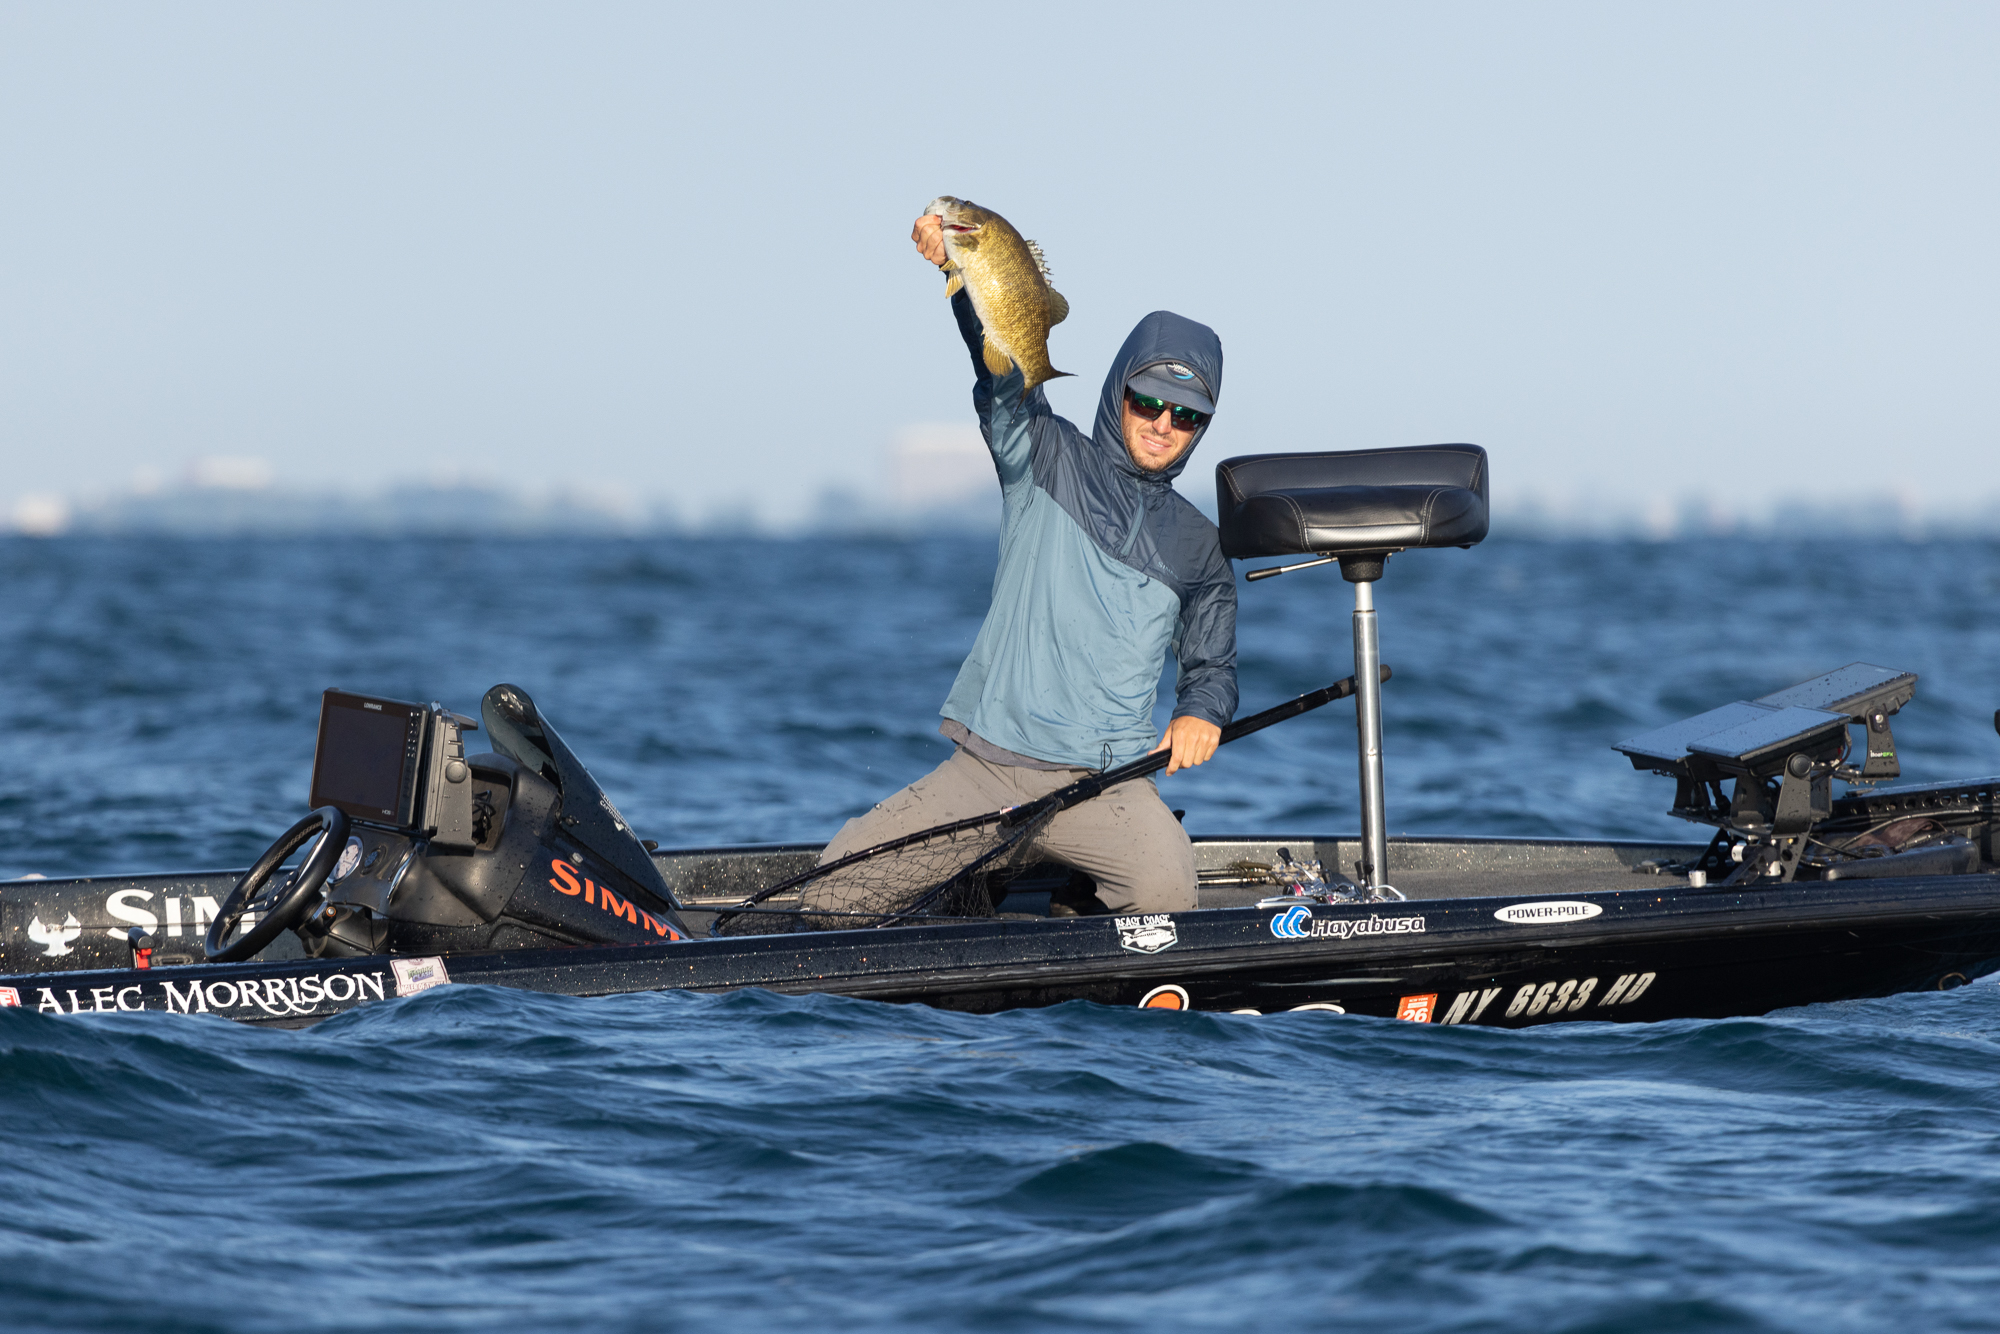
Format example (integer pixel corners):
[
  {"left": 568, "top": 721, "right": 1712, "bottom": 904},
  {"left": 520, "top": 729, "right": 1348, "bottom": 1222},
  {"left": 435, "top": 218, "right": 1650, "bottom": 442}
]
[{"left": 1215, "top": 444, "right": 1489, "bottom": 560}]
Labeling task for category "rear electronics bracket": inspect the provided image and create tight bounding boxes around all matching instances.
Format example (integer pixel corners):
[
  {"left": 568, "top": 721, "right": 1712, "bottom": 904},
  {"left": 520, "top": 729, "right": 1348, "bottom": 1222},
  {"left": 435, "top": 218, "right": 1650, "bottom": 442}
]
[{"left": 1612, "top": 663, "right": 1920, "bottom": 884}]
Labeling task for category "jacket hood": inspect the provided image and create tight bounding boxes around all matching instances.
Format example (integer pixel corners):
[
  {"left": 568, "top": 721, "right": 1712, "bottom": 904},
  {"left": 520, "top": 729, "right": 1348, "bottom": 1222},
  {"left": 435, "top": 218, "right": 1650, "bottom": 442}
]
[{"left": 1092, "top": 310, "right": 1224, "bottom": 484}]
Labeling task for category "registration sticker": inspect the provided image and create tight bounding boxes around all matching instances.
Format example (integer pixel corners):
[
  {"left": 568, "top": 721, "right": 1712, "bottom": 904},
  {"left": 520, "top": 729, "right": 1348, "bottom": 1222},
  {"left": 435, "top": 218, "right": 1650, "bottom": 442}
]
[
  {"left": 0, "top": 986, "right": 18, "bottom": 1008},
  {"left": 1396, "top": 994, "right": 1437, "bottom": 1023}
]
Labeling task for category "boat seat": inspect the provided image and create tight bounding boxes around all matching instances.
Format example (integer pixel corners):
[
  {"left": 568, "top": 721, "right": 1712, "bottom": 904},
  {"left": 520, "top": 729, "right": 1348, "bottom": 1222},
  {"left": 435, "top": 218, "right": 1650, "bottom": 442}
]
[
  {"left": 1215, "top": 444, "right": 1490, "bottom": 560},
  {"left": 1211, "top": 443, "right": 1490, "bottom": 895}
]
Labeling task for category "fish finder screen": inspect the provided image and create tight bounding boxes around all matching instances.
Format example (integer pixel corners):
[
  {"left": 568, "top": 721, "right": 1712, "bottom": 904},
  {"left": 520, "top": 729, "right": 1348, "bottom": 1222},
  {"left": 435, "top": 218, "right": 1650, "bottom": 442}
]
[{"left": 310, "top": 691, "right": 425, "bottom": 825}]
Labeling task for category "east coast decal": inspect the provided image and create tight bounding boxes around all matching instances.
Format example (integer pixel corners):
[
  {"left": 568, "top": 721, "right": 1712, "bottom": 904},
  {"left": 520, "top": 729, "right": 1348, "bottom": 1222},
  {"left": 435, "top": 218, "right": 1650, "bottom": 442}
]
[
  {"left": 1269, "top": 905, "right": 1426, "bottom": 942},
  {"left": 1115, "top": 914, "right": 1177, "bottom": 954},
  {"left": 1493, "top": 901, "right": 1604, "bottom": 925},
  {"left": 548, "top": 858, "right": 683, "bottom": 940}
]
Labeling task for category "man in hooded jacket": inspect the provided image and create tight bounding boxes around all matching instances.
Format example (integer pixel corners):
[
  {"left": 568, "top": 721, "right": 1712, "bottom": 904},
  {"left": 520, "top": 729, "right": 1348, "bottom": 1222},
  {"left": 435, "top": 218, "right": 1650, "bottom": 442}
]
[{"left": 815, "top": 213, "right": 1238, "bottom": 915}]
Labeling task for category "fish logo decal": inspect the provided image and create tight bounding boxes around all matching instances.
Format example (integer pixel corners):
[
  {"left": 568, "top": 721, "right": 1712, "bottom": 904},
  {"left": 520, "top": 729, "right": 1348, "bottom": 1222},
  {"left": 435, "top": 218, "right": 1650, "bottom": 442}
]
[
  {"left": 1162, "top": 362, "right": 1197, "bottom": 381},
  {"left": 28, "top": 914, "right": 82, "bottom": 957}
]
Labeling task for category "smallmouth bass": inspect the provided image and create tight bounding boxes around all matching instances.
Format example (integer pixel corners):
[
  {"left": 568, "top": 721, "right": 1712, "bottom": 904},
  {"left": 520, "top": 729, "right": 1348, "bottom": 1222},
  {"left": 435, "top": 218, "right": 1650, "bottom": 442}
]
[{"left": 926, "top": 196, "right": 1072, "bottom": 391}]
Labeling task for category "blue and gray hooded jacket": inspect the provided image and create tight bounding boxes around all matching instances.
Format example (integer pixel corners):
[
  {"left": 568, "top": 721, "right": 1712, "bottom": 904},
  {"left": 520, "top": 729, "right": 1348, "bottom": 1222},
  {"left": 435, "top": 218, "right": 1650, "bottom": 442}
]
[{"left": 940, "top": 290, "right": 1238, "bottom": 768}]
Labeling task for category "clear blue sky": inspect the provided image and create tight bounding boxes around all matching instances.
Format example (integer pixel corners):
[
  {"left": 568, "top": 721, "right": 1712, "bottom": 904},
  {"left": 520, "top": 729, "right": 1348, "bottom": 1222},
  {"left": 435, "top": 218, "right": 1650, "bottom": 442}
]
[{"left": 2, "top": 2, "right": 1994, "bottom": 529}]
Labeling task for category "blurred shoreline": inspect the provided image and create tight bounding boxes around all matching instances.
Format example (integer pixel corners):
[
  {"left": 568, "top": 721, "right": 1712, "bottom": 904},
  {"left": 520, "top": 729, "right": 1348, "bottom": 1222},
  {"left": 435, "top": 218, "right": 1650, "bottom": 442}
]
[
  {"left": 16, "top": 427, "right": 2000, "bottom": 540},
  {"left": 9, "top": 479, "right": 1999, "bottom": 542}
]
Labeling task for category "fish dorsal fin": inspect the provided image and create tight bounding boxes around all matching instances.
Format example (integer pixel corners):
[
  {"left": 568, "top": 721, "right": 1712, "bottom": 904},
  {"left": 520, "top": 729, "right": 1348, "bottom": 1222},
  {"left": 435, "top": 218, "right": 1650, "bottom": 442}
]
[
  {"left": 1045, "top": 287, "right": 1069, "bottom": 326},
  {"left": 1025, "top": 239, "right": 1053, "bottom": 283},
  {"left": 981, "top": 336, "right": 1014, "bottom": 376}
]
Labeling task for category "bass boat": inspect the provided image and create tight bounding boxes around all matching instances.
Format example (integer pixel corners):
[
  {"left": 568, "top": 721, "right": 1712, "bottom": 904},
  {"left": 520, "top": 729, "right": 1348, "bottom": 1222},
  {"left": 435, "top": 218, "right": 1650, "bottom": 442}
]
[{"left": 6, "top": 446, "right": 1998, "bottom": 1026}]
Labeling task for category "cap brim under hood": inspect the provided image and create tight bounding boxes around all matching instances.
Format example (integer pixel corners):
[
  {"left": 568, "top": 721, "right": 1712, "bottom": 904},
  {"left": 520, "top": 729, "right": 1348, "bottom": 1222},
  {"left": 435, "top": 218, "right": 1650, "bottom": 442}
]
[{"left": 1125, "top": 364, "right": 1215, "bottom": 415}]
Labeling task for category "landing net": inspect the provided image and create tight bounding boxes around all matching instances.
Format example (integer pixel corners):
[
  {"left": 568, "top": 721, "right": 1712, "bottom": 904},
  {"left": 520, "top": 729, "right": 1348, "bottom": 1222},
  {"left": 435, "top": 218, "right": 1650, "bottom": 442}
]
[
  {"left": 711, "top": 803, "right": 1060, "bottom": 935},
  {"left": 707, "top": 674, "right": 1375, "bottom": 937}
]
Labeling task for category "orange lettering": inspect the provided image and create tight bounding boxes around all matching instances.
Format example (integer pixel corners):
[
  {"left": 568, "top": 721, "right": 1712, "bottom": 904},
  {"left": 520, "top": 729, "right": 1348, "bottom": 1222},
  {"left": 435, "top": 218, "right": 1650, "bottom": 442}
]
[
  {"left": 599, "top": 887, "right": 638, "bottom": 924},
  {"left": 549, "top": 861, "right": 582, "bottom": 896},
  {"left": 583, "top": 879, "right": 595, "bottom": 906}
]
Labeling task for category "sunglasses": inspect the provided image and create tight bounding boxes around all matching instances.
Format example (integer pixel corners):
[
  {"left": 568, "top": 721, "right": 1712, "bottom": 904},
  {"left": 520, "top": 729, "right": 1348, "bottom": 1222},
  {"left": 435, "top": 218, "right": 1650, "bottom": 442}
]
[{"left": 1125, "top": 390, "right": 1208, "bottom": 431}]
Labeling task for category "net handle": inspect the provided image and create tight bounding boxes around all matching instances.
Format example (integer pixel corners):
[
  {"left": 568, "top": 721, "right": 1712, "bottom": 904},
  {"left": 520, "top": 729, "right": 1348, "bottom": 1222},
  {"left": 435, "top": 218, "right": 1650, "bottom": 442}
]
[
  {"left": 1000, "top": 665, "right": 1392, "bottom": 827},
  {"left": 715, "top": 667, "right": 1389, "bottom": 919}
]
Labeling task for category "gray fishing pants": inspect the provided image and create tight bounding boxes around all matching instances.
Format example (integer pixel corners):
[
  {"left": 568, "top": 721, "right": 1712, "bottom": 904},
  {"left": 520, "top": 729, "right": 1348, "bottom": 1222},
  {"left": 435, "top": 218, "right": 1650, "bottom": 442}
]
[{"left": 819, "top": 746, "right": 1197, "bottom": 914}]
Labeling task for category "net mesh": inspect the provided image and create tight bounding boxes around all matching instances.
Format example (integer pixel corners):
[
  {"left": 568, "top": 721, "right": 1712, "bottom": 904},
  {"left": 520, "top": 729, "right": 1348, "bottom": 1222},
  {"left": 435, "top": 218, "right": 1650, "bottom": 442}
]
[
  {"left": 705, "top": 678, "right": 1371, "bottom": 936},
  {"left": 713, "top": 805, "right": 1058, "bottom": 935}
]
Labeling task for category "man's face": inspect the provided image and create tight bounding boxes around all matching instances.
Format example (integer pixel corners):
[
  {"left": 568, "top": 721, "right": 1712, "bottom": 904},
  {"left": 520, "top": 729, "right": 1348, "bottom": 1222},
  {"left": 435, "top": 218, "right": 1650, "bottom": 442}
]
[{"left": 1121, "top": 391, "right": 1204, "bottom": 473}]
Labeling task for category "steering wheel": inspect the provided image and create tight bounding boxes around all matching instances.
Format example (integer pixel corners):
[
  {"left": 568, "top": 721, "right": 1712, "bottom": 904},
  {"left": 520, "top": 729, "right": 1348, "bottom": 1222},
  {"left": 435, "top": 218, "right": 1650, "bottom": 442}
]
[{"left": 206, "top": 807, "right": 352, "bottom": 962}]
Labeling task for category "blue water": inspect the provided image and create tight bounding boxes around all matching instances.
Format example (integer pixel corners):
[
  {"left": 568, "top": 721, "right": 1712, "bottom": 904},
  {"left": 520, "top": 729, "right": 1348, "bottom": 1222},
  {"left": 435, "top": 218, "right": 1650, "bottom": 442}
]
[{"left": 5, "top": 534, "right": 2000, "bottom": 1331}]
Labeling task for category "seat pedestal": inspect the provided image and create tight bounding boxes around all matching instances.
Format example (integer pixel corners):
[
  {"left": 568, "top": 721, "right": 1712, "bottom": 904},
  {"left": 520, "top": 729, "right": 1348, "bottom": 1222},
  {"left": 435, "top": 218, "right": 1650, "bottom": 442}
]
[{"left": 1347, "top": 562, "right": 1390, "bottom": 889}]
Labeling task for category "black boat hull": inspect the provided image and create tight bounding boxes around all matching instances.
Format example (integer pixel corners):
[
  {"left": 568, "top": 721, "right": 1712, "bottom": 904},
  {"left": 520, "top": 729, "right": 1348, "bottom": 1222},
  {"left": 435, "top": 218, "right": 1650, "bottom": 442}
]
[{"left": 8, "top": 841, "right": 1998, "bottom": 1028}]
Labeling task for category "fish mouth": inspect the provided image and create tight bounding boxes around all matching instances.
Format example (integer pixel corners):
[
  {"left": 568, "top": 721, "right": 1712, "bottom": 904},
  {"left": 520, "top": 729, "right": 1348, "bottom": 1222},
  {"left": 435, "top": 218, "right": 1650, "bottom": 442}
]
[{"left": 925, "top": 196, "right": 982, "bottom": 234}]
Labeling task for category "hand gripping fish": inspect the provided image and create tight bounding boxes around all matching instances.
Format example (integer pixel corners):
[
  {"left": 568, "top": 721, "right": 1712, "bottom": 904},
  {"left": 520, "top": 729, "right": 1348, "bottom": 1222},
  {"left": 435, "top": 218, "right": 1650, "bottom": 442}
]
[{"left": 926, "top": 196, "right": 1072, "bottom": 391}]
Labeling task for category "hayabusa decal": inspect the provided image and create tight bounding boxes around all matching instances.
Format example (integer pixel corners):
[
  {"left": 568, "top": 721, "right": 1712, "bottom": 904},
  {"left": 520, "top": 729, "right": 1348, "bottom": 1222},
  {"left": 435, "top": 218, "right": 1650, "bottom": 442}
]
[{"left": 1269, "top": 905, "right": 1426, "bottom": 941}]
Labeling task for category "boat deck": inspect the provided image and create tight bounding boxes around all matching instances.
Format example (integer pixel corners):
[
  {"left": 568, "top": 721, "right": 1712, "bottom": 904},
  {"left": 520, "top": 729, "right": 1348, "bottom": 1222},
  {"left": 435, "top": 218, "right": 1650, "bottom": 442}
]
[
  {"left": 0, "top": 833, "right": 1716, "bottom": 970},
  {"left": 659, "top": 834, "right": 1708, "bottom": 933}
]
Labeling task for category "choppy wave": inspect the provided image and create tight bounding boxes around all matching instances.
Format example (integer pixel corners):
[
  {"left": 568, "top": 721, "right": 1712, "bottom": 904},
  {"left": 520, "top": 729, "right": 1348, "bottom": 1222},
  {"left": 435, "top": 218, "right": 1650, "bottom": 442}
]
[
  {"left": 5, "top": 983, "right": 2000, "bottom": 1332},
  {"left": 6, "top": 535, "right": 2000, "bottom": 881},
  {"left": 6, "top": 534, "right": 2000, "bottom": 1330}
]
